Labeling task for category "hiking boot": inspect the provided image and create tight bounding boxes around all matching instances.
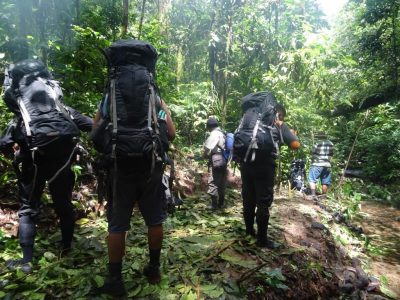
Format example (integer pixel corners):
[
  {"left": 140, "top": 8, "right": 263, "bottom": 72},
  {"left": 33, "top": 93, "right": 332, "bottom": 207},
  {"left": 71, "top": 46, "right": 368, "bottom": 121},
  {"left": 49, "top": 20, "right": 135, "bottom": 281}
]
[
  {"left": 143, "top": 264, "right": 161, "bottom": 284},
  {"left": 306, "top": 195, "right": 318, "bottom": 201},
  {"left": 58, "top": 242, "right": 72, "bottom": 258},
  {"left": 207, "top": 204, "right": 218, "bottom": 211},
  {"left": 98, "top": 275, "right": 126, "bottom": 297},
  {"left": 5, "top": 259, "right": 33, "bottom": 274},
  {"left": 60, "top": 247, "right": 71, "bottom": 258},
  {"left": 245, "top": 228, "right": 256, "bottom": 237},
  {"left": 207, "top": 196, "right": 218, "bottom": 211},
  {"left": 256, "top": 238, "right": 280, "bottom": 249},
  {"left": 218, "top": 198, "right": 225, "bottom": 209}
]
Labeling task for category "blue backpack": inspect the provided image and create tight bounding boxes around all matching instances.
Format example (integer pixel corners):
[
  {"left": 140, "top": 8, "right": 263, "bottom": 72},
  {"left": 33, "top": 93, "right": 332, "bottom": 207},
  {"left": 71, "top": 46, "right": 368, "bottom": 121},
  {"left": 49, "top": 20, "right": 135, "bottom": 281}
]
[{"left": 223, "top": 132, "right": 234, "bottom": 162}]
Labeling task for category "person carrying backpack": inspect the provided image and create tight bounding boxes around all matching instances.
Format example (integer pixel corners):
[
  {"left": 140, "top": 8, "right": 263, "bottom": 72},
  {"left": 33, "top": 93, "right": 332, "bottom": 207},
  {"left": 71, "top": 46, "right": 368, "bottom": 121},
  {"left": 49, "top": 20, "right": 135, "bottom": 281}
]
[
  {"left": 91, "top": 39, "right": 175, "bottom": 297},
  {"left": 203, "top": 117, "right": 227, "bottom": 211},
  {"left": 0, "top": 59, "right": 93, "bottom": 274},
  {"left": 234, "top": 92, "right": 300, "bottom": 248},
  {"left": 308, "top": 131, "right": 334, "bottom": 200}
]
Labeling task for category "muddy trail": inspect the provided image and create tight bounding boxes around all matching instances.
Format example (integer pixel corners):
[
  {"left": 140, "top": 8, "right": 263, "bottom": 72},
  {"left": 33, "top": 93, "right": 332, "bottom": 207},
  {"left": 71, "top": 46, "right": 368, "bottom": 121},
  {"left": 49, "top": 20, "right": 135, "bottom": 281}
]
[{"left": 0, "top": 162, "right": 399, "bottom": 299}]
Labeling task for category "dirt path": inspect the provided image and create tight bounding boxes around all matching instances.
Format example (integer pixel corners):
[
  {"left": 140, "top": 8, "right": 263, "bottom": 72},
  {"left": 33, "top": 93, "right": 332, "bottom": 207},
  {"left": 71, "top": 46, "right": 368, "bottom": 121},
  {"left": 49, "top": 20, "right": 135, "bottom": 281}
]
[
  {"left": 270, "top": 191, "right": 399, "bottom": 299},
  {"left": 355, "top": 201, "right": 400, "bottom": 298},
  {"left": 1, "top": 161, "right": 399, "bottom": 299}
]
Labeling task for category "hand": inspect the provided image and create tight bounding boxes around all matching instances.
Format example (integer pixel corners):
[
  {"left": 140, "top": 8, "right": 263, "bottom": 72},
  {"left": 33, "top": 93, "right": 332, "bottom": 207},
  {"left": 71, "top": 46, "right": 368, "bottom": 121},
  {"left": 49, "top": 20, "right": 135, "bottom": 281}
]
[{"left": 12, "top": 143, "right": 20, "bottom": 152}]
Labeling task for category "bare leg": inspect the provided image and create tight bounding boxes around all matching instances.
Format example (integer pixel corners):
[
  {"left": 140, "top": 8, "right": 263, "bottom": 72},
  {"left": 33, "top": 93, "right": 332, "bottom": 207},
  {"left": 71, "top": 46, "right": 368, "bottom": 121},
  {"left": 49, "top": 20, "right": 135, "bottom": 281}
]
[
  {"left": 107, "top": 232, "right": 126, "bottom": 262},
  {"left": 309, "top": 182, "right": 317, "bottom": 199},
  {"left": 148, "top": 224, "right": 163, "bottom": 250},
  {"left": 145, "top": 224, "right": 163, "bottom": 284}
]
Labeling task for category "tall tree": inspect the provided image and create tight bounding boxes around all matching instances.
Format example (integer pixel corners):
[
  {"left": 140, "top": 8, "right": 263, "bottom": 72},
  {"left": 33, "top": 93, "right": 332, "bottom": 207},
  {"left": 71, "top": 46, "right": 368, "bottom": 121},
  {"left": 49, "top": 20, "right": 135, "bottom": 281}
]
[
  {"left": 121, "top": 0, "right": 129, "bottom": 38},
  {"left": 138, "top": 0, "right": 147, "bottom": 39}
]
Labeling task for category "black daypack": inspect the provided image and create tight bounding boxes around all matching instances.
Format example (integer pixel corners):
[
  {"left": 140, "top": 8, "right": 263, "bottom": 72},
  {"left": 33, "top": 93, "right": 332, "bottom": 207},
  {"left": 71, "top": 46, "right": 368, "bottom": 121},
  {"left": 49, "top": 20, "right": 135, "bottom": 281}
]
[
  {"left": 233, "top": 91, "right": 278, "bottom": 163},
  {"left": 290, "top": 159, "right": 306, "bottom": 191},
  {"left": 10, "top": 59, "right": 80, "bottom": 149},
  {"left": 91, "top": 40, "right": 168, "bottom": 166}
]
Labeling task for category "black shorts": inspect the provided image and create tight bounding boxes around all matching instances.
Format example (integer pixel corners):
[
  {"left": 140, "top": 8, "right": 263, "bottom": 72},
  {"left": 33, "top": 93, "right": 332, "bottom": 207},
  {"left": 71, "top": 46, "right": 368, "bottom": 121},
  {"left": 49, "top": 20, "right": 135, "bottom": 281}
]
[{"left": 106, "top": 159, "right": 167, "bottom": 232}]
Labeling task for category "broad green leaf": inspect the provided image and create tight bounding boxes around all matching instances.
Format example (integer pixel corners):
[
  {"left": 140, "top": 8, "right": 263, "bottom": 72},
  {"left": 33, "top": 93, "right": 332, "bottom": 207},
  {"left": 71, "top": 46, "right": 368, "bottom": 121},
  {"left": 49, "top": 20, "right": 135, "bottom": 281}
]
[
  {"left": 201, "top": 284, "right": 224, "bottom": 298},
  {"left": 44, "top": 251, "right": 56, "bottom": 261},
  {"left": 94, "top": 275, "right": 104, "bottom": 288},
  {"left": 220, "top": 249, "right": 257, "bottom": 268}
]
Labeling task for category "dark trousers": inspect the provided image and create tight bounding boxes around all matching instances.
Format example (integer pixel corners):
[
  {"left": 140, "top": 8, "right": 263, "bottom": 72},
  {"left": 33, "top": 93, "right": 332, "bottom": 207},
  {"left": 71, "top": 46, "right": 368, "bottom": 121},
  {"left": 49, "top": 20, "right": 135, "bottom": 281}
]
[
  {"left": 207, "top": 166, "right": 227, "bottom": 207},
  {"left": 106, "top": 158, "right": 166, "bottom": 232},
  {"left": 17, "top": 141, "right": 76, "bottom": 250},
  {"left": 240, "top": 159, "right": 275, "bottom": 239}
]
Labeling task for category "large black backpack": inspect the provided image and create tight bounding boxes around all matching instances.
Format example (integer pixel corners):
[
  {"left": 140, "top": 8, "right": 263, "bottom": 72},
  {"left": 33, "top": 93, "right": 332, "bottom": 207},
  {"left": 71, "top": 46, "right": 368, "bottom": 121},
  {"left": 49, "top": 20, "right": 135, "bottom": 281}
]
[
  {"left": 233, "top": 91, "right": 278, "bottom": 163},
  {"left": 91, "top": 39, "right": 168, "bottom": 167},
  {"left": 9, "top": 59, "right": 80, "bottom": 149}
]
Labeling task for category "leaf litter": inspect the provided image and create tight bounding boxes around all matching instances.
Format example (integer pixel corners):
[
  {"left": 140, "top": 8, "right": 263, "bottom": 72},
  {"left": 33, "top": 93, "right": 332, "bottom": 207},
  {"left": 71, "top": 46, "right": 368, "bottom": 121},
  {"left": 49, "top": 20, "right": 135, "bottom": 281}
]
[{"left": 0, "top": 158, "right": 398, "bottom": 299}]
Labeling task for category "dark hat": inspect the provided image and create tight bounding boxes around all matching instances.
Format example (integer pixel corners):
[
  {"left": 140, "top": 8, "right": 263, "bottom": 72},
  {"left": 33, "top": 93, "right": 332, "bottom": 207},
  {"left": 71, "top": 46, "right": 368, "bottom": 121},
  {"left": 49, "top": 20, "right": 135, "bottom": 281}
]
[
  {"left": 206, "top": 117, "right": 219, "bottom": 129},
  {"left": 315, "top": 131, "right": 327, "bottom": 139}
]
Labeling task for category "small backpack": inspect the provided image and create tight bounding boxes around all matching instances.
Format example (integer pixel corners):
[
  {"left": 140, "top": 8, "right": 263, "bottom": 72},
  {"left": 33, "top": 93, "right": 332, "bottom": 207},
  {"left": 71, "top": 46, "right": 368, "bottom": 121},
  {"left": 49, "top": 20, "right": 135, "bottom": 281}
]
[
  {"left": 91, "top": 39, "right": 169, "bottom": 167},
  {"left": 290, "top": 159, "right": 306, "bottom": 191},
  {"left": 233, "top": 91, "right": 278, "bottom": 163},
  {"left": 10, "top": 59, "right": 79, "bottom": 149},
  {"left": 223, "top": 132, "right": 234, "bottom": 162}
]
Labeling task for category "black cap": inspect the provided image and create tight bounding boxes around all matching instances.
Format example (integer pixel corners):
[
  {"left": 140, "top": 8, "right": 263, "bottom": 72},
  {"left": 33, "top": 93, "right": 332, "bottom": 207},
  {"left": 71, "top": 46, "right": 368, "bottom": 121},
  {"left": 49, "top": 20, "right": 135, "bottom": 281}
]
[
  {"left": 315, "top": 131, "right": 327, "bottom": 139},
  {"left": 206, "top": 117, "right": 219, "bottom": 129}
]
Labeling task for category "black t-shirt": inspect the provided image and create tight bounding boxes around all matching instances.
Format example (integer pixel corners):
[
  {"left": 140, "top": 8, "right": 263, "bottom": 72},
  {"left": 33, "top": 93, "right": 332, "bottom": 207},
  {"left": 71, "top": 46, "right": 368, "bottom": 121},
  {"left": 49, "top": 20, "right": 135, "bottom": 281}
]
[{"left": 245, "top": 123, "right": 298, "bottom": 167}]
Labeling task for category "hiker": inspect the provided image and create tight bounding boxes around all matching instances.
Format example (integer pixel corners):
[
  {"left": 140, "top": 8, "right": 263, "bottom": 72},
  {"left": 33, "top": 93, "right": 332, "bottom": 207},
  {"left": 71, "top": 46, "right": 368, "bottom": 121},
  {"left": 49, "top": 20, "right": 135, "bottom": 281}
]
[
  {"left": 234, "top": 92, "right": 300, "bottom": 248},
  {"left": 308, "top": 132, "right": 334, "bottom": 200},
  {"left": 0, "top": 59, "right": 93, "bottom": 274},
  {"left": 203, "top": 117, "right": 228, "bottom": 210},
  {"left": 91, "top": 40, "right": 175, "bottom": 297}
]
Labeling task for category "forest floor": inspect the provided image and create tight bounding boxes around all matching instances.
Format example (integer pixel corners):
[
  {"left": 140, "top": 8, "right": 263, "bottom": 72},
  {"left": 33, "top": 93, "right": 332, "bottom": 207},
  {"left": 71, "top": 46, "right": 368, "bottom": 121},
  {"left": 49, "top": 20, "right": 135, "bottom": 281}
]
[{"left": 0, "top": 159, "right": 399, "bottom": 300}]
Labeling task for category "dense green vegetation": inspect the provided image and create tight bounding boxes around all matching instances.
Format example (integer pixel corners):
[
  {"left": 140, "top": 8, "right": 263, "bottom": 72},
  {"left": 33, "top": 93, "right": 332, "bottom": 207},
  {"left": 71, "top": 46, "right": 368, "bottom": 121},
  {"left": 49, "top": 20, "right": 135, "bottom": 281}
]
[
  {"left": 0, "top": 0, "right": 399, "bottom": 298},
  {"left": 1, "top": 0, "right": 399, "bottom": 198}
]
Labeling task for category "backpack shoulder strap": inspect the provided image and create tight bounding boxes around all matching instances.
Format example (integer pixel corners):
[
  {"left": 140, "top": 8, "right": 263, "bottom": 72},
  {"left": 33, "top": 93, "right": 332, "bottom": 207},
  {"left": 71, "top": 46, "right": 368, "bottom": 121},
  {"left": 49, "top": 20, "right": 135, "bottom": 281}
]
[
  {"left": 14, "top": 77, "right": 33, "bottom": 137},
  {"left": 16, "top": 95, "right": 32, "bottom": 137},
  {"left": 149, "top": 80, "right": 159, "bottom": 134},
  {"left": 244, "top": 114, "right": 261, "bottom": 163}
]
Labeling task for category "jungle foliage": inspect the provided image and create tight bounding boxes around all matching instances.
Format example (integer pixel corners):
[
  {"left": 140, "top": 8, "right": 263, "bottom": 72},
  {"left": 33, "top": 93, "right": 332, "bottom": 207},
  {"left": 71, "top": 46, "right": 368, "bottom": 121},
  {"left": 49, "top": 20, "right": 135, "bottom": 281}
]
[
  {"left": 0, "top": 0, "right": 400, "bottom": 299},
  {"left": 0, "top": 1, "right": 399, "bottom": 195}
]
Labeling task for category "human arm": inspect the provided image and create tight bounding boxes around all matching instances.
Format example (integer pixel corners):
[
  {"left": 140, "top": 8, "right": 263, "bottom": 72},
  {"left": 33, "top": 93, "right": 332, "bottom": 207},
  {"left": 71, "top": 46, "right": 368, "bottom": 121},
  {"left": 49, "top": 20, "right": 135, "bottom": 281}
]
[
  {"left": 66, "top": 107, "right": 94, "bottom": 133},
  {"left": 92, "top": 110, "right": 102, "bottom": 129},
  {"left": 0, "top": 120, "right": 17, "bottom": 156},
  {"left": 3, "top": 88, "right": 20, "bottom": 114},
  {"left": 279, "top": 123, "right": 300, "bottom": 150},
  {"left": 160, "top": 99, "right": 176, "bottom": 141}
]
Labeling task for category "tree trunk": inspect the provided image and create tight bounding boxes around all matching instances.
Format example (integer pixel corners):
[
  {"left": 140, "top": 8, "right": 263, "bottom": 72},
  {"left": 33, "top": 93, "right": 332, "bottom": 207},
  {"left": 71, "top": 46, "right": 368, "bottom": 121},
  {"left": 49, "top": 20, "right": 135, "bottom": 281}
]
[
  {"left": 157, "top": 0, "right": 170, "bottom": 31},
  {"left": 328, "top": 86, "right": 398, "bottom": 116},
  {"left": 75, "top": 0, "right": 80, "bottom": 24},
  {"left": 138, "top": 0, "right": 147, "bottom": 40},
  {"left": 208, "top": 0, "right": 217, "bottom": 88},
  {"left": 36, "top": 0, "right": 48, "bottom": 65},
  {"left": 121, "top": 0, "right": 129, "bottom": 38},
  {"left": 221, "top": 14, "right": 233, "bottom": 123},
  {"left": 17, "top": 0, "right": 31, "bottom": 38},
  {"left": 391, "top": 2, "right": 399, "bottom": 92}
]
